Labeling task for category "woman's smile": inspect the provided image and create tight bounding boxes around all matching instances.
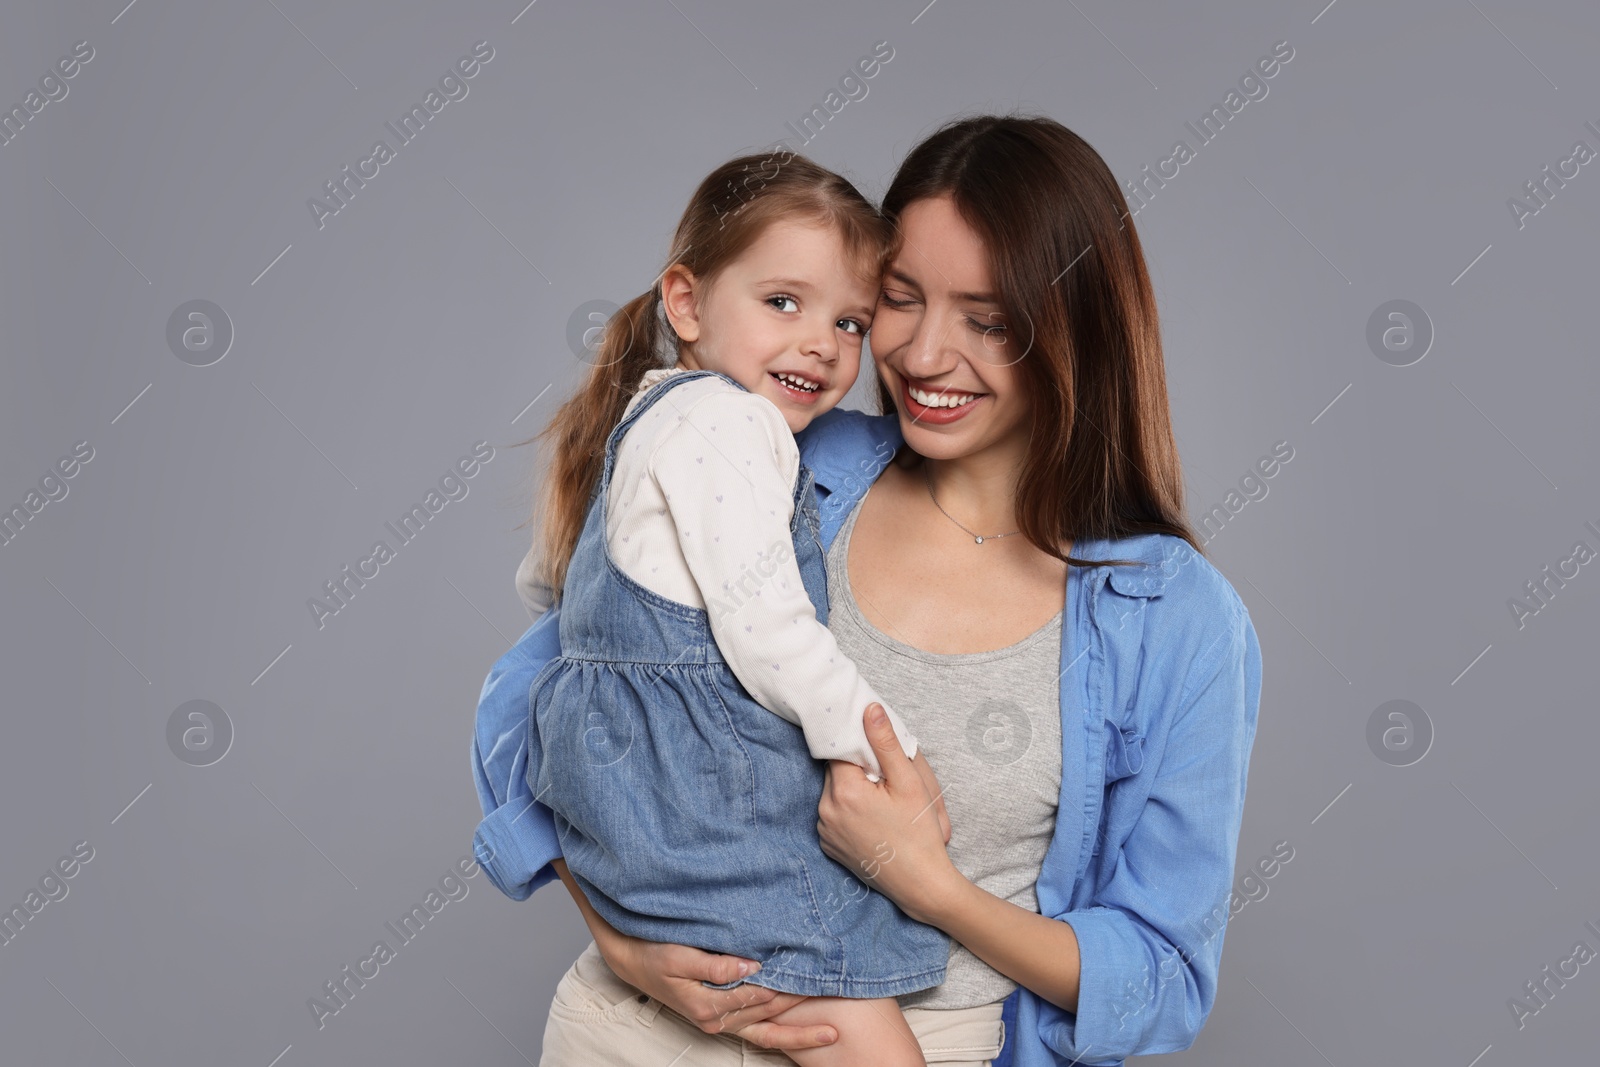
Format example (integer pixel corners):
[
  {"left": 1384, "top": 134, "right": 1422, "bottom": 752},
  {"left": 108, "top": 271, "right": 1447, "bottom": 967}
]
[{"left": 899, "top": 375, "right": 987, "bottom": 423}]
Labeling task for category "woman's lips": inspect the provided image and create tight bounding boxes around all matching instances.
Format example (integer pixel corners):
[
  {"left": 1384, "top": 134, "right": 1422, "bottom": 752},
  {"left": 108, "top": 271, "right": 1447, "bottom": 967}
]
[{"left": 899, "top": 378, "right": 984, "bottom": 424}]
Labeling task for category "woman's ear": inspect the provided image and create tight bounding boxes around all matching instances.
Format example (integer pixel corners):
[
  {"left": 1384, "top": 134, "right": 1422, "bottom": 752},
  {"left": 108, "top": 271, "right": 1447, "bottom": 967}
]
[{"left": 660, "top": 264, "right": 702, "bottom": 344}]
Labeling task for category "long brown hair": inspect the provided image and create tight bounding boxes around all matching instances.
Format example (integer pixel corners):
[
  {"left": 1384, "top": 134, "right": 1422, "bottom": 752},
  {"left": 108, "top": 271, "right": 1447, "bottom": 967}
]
[
  {"left": 527, "top": 149, "right": 892, "bottom": 602},
  {"left": 877, "top": 114, "right": 1202, "bottom": 566}
]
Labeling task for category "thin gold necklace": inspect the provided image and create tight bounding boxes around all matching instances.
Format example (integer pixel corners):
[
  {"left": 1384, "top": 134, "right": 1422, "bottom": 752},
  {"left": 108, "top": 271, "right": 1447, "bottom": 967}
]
[{"left": 922, "top": 464, "right": 1019, "bottom": 545}]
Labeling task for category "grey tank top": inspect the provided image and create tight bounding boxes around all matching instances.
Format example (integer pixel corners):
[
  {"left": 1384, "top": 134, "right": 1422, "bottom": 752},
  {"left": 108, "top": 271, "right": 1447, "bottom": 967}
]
[{"left": 825, "top": 490, "right": 1064, "bottom": 1010}]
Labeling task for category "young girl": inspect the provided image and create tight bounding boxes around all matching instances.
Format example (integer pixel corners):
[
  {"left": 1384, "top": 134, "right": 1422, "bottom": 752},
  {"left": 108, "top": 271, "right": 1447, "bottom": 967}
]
[{"left": 521, "top": 152, "right": 951, "bottom": 1065}]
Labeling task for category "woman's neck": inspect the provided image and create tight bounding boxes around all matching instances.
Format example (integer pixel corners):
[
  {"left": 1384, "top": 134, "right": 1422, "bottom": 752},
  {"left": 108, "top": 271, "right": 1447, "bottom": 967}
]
[{"left": 908, "top": 445, "right": 1027, "bottom": 536}]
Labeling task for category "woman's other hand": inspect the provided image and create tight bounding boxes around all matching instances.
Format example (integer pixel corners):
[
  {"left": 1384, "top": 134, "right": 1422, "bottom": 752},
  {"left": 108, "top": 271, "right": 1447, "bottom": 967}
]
[
  {"left": 818, "top": 703, "right": 961, "bottom": 925},
  {"left": 604, "top": 935, "right": 839, "bottom": 1051}
]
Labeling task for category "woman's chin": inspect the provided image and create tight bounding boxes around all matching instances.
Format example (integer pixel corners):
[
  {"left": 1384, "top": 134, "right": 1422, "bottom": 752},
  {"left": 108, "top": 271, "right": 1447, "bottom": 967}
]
[{"left": 894, "top": 409, "right": 977, "bottom": 456}]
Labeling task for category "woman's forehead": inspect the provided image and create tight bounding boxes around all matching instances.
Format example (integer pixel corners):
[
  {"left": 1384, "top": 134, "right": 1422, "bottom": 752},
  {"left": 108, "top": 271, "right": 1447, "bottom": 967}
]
[{"left": 885, "top": 198, "right": 995, "bottom": 295}]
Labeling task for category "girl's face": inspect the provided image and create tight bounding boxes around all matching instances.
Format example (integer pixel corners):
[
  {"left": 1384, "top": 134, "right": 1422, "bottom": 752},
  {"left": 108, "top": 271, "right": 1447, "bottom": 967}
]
[
  {"left": 870, "top": 195, "right": 1032, "bottom": 464},
  {"left": 662, "top": 219, "right": 877, "bottom": 434}
]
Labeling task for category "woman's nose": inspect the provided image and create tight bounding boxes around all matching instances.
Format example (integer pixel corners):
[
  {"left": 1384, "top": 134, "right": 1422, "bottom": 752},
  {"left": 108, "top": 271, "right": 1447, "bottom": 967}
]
[{"left": 899, "top": 309, "right": 960, "bottom": 377}]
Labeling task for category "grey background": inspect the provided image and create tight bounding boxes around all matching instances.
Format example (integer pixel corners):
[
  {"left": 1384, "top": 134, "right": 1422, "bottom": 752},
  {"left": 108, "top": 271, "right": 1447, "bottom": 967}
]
[{"left": 2, "top": 0, "right": 1596, "bottom": 1063}]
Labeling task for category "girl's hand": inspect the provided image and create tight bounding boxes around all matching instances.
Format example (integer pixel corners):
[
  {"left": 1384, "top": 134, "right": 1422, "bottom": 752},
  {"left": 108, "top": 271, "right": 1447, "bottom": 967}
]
[
  {"left": 817, "top": 703, "right": 962, "bottom": 925},
  {"left": 603, "top": 934, "right": 839, "bottom": 1051}
]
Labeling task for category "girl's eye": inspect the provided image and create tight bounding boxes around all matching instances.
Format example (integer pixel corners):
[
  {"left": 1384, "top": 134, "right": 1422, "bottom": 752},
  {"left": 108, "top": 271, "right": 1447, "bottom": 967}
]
[
  {"left": 837, "top": 318, "right": 866, "bottom": 335},
  {"left": 767, "top": 294, "right": 799, "bottom": 313}
]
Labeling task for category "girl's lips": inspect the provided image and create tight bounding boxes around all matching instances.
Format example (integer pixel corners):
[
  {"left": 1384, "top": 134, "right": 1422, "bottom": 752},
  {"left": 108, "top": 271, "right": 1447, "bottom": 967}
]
[
  {"left": 899, "top": 378, "right": 984, "bottom": 424},
  {"left": 768, "top": 371, "right": 823, "bottom": 404}
]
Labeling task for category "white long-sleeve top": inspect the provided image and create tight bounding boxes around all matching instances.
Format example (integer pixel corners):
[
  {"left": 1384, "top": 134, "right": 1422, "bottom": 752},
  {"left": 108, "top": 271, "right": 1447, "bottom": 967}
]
[{"left": 516, "top": 367, "right": 918, "bottom": 781}]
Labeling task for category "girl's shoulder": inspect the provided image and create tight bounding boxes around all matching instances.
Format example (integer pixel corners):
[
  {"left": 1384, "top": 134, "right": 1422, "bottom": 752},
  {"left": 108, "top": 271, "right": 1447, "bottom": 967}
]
[{"left": 625, "top": 370, "right": 797, "bottom": 468}]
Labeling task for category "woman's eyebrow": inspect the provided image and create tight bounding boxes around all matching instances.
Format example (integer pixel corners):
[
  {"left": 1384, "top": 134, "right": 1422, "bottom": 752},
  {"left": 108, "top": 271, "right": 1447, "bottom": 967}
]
[{"left": 885, "top": 268, "right": 998, "bottom": 305}]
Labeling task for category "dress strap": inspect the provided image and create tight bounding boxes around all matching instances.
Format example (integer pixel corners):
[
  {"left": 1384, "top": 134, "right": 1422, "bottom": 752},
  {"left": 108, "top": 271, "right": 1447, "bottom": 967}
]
[{"left": 596, "top": 368, "right": 745, "bottom": 493}]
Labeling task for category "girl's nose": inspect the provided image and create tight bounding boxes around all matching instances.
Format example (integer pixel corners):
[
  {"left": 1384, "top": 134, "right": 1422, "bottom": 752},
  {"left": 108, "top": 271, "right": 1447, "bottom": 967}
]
[{"left": 802, "top": 320, "right": 840, "bottom": 363}]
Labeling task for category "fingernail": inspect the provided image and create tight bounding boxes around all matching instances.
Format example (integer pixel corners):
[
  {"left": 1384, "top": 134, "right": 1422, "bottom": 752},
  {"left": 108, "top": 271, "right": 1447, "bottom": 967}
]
[
  {"left": 818, "top": 1029, "right": 836, "bottom": 1044},
  {"left": 738, "top": 962, "right": 751, "bottom": 975},
  {"left": 869, "top": 704, "right": 886, "bottom": 723}
]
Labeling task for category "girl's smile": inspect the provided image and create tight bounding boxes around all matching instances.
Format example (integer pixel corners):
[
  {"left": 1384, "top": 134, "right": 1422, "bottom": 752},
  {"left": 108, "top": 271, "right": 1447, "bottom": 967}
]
[{"left": 661, "top": 218, "right": 879, "bottom": 433}]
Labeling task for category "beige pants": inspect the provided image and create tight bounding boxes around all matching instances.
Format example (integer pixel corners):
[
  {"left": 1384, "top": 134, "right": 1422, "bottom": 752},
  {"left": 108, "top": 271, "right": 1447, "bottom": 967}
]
[{"left": 540, "top": 940, "right": 1005, "bottom": 1066}]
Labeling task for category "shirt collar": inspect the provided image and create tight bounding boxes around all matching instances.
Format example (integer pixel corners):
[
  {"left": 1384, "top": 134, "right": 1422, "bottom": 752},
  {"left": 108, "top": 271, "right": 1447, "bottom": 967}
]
[{"left": 802, "top": 408, "right": 1181, "bottom": 599}]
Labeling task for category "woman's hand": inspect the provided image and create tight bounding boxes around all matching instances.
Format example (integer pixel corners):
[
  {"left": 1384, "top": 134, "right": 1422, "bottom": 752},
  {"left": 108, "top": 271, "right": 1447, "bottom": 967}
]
[
  {"left": 909, "top": 748, "right": 953, "bottom": 845},
  {"left": 603, "top": 934, "right": 839, "bottom": 1050},
  {"left": 817, "top": 703, "right": 963, "bottom": 925},
  {"left": 551, "top": 858, "right": 837, "bottom": 1050}
]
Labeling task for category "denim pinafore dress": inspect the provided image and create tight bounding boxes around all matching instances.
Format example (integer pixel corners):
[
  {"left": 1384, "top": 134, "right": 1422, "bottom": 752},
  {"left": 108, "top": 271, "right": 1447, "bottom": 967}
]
[{"left": 529, "top": 369, "right": 950, "bottom": 998}]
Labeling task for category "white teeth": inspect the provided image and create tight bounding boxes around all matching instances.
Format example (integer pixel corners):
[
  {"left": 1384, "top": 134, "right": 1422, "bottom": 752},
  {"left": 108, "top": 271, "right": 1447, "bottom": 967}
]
[
  {"left": 908, "top": 385, "right": 978, "bottom": 408},
  {"left": 774, "top": 372, "right": 820, "bottom": 392}
]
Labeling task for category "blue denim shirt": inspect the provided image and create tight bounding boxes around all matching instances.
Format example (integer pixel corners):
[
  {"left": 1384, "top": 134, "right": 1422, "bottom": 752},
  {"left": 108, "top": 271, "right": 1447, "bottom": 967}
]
[{"left": 472, "top": 407, "right": 1263, "bottom": 1067}]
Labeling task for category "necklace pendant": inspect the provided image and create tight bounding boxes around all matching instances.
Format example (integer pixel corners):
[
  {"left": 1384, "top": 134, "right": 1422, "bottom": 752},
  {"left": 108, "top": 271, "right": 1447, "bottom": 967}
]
[{"left": 975, "top": 535, "right": 984, "bottom": 544}]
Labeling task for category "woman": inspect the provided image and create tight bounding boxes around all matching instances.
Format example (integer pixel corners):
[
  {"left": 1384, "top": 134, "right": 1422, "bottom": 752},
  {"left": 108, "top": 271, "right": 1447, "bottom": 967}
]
[{"left": 472, "top": 113, "right": 1263, "bottom": 1067}]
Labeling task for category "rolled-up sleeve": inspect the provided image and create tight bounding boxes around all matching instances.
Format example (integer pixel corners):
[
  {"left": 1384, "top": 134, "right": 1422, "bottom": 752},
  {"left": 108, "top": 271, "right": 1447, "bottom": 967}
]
[
  {"left": 1040, "top": 603, "right": 1262, "bottom": 1062},
  {"left": 471, "top": 607, "right": 567, "bottom": 901}
]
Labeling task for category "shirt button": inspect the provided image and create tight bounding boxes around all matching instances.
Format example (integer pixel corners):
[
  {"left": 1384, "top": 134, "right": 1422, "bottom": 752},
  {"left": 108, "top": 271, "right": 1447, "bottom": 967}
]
[{"left": 636, "top": 993, "right": 649, "bottom": 1003}]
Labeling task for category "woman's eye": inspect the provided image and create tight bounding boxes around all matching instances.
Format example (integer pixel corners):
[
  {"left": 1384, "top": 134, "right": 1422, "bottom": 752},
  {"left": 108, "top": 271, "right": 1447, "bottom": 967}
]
[
  {"left": 965, "top": 314, "right": 1006, "bottom": 335},
  {"left": 767, "top": 294, "right": 799, "bottom": 313},
  {"left": 879, "top": 290, "right": 914, "bottom": 309},
  {"left": 837, "top": 318, "right": 866, "bottom": 335}
]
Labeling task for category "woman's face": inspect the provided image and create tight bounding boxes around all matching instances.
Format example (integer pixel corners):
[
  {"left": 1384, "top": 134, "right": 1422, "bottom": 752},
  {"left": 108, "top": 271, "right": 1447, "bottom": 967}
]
[{"left": 870, "top": 195, "right": 1032, "bottom": 465}]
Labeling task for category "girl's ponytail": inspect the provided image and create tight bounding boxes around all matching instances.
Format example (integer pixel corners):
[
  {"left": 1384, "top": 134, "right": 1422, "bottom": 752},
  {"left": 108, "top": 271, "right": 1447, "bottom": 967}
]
[
  {"left": 529, "top": 287, "right": 665, "bottom": 600},
  {"left": 523, "top": 148, "right": 891, "bottom": 606}
]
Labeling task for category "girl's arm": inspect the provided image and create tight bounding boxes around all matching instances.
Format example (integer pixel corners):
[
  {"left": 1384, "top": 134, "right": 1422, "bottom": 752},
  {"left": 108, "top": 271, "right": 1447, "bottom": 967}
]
[
  {"left": 647, "top": 387, "right": 919, "bottom": 781},
  {"left": 550, "top": 858, "right": 839, "bottom": 1051}
]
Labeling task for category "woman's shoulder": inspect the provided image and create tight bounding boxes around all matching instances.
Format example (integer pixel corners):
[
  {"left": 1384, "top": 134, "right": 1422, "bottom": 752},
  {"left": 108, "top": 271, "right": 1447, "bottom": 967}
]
[
  {"left": 795, "top": 407, "right": 902, "bottom": 483},
  {"left": 1088, "top": 532, "right": 1261, "bottom": 736},
  {"left": 1087, "top": 531, "right": 1252, "bottom": 645}
]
